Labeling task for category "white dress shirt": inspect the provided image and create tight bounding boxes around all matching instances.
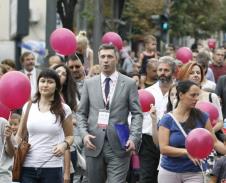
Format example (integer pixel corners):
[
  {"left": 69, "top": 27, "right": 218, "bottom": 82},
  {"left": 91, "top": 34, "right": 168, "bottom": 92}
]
[
  {"left": 100, "top": 71, "right": 118, "bottom": 107},
  {"left": 24, "top": 68, "right": 37, "bottom": 98}
]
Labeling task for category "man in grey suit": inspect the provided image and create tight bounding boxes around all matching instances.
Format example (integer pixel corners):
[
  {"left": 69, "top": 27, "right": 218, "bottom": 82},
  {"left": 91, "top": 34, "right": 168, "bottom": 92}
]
[
  {"left": 77, "top": 44, "right": 143, "bottom": 183},
  {"left": 20, "top": 51, "right": 41, "bottom": 98}
]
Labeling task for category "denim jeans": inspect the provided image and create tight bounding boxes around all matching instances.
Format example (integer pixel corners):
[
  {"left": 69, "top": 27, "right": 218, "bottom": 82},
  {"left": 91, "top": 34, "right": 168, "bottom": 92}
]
[
  {"left": 21, "top": 167, "right": 63, "bottom": 183},
  {"left": 71, "top": 150, "right": 77, "bottom": 172}
]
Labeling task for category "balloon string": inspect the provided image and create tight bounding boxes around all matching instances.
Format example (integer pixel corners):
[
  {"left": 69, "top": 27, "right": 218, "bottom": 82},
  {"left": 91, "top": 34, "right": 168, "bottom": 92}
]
[
  {"left": 0, "top": 111, "right": 12, "bottom": 162},
  {"left": 198, "top": 161, "right": 207, "bottom": 183},
  {"left": 8, "top": 111, "right": 12, "bottom": 121}
]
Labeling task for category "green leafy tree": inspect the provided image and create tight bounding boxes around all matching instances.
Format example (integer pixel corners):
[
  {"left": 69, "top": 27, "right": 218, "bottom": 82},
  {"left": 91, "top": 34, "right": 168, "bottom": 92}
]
[
  {"left": 122, "top": 0, "right": 164, "bottom": 39},
  {"left": 169, "top": 0, "right": 223, "bottom": 38}
]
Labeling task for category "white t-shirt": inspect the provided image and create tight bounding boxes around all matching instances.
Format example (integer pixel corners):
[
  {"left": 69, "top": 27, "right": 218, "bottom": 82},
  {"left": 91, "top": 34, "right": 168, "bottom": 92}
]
[
  {"left": 202, "top": 79, "right": 216, "bottom": 91},
  {"left": 23, "top": 102, "right": 72, "bottom": 168},
  {"left": 0, "top": 118, "right": 13, "bottom": 182},
  {"left": 141, "top": 112, "right": 152, "bottom": 135},
  {"left": 145, "top": 82, "right": 169, "bottom": 120}
]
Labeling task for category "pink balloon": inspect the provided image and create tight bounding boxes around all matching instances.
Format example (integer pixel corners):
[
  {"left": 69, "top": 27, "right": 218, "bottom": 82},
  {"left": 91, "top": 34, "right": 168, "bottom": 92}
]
[
  {"left": 0, "top": 71, "right": 31, "bottom": 110},
  {"left": 101, "top": 32, "right": 123, "bottom": 50},
  {"left": 185, "top": 128, "right": 213, "bottom": 159},
  {"left": 208, "top": 39, "right": 216, "bottom": 49},
  {"left": 131, "top": 153, "right": 140, "bottom": 170},
  {"left": 176, "top": 47, "right": 193, "bottom": 64},
  {"left": 195, "top": 101, "right": 219, "bottom": 127},
  {"left": 50, "top": 28, "right": 77, "bottom": 56},
  {"left": 0, "top": 102, "right": 10, "bottom": 120},
  {"left": 138, "top": 90, "right": 155, "bottom": 112}
]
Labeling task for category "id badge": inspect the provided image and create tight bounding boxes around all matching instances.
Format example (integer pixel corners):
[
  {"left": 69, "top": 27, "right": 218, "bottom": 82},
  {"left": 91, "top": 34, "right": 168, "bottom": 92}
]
[{"left": 97, "top": 109, "right": 110, "bottom": 128}]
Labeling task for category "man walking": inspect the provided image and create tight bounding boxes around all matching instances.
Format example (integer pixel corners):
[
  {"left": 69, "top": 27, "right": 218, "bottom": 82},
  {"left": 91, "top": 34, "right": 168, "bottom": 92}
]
[
  {"left": 77, "top": 44, "right": 143, "bottom": 183},
  {"left": 20, "top": 52, "right": 41, "bottom": 98},
  {"left": 139, "top": 56, "right": 176, "bottom": 183}
]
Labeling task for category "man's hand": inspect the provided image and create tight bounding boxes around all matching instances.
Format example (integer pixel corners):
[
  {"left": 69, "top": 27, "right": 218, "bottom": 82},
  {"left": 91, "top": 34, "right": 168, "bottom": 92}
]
[
  {"left": 126, "top": 139, "right": 135, "bottom": 152},
  {"left": 84, "top": 134, "right": 96, "bottom": 150}
]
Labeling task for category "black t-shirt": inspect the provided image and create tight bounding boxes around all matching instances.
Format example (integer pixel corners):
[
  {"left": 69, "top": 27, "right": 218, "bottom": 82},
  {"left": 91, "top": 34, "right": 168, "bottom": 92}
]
[
  {"left": 76, "top": 52, "right": 84, "bottom": 64},
  {"left": 140, "top": 53, "right": 155, "bottom": 75}
]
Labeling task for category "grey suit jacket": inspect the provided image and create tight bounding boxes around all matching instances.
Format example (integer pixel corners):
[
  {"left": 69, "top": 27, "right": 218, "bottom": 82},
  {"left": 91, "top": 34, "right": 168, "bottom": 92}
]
[
  {"left": 20, "top": 68, "right": 42, "bottom": 80},
  {"left": 76, "top": 73, "right": 143, "bottom": 158}
]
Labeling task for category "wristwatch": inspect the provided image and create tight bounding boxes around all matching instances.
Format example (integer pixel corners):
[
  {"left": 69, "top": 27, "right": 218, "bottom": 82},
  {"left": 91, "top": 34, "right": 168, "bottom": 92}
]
[{"left": 64, "top": 140, "right": 70, "bottom": 150}]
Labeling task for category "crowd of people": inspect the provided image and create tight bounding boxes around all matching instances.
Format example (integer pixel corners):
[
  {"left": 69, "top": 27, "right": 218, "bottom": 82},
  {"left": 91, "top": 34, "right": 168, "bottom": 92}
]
[{"left": 1, "top": 32, "right": 226, "bottom": 183}]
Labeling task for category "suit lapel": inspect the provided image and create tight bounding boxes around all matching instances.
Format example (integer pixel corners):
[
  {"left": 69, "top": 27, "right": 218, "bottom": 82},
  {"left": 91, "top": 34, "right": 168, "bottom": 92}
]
[
  {"left": 95, "top": 76, "right": 105, "bottom": 107},
  {"left": 110, "top": 74, "right": 125, "bottom": 109}
]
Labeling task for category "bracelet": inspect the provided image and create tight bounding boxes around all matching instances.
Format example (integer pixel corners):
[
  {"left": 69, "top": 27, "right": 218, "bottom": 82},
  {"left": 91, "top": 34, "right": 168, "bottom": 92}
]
[{"left": 64, "top": 140, "right": 70, "bottom": 150}]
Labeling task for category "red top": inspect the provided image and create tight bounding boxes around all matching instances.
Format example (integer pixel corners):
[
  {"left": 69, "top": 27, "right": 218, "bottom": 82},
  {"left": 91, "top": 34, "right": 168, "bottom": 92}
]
[{"left": 209, "top": 63, "right": 226, "bottom": 82}]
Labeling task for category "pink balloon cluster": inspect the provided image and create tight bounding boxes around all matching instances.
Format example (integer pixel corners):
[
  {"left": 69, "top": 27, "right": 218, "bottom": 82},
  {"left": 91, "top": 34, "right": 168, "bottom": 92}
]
[
  {"left": 195, "top": 101, "right": 219, "bottom": 127},
  {"left": 50, "top": 28, "right": 77, "bottom": 56},
  {"left": 176, "top": 47, "right": 193, "bottom": 64},
  {"left": 138, "top": 90, "right": 155, "bottom": 112},
  {"left": 0, "top": 71, "right": 31, "bottom": 118},
  {"left": 101, "top": 32, "right": 123, "bottom": 50},
  {"left": 186, "top": 128, "right": 213, "bottom": 159}
]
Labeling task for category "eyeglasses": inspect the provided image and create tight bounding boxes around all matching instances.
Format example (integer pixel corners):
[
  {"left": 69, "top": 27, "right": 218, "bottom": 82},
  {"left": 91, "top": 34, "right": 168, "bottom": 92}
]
[{"left": 69, "top": 65, "right": 81, "bottom": 69}]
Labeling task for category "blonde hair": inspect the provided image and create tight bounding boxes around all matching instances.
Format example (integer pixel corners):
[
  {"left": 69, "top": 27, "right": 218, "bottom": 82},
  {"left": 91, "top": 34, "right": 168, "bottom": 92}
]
[
  {"left": 144, "top": 35, "right": 156, "bottom": 45},
  {"left": 77, "top": 31, "right": 89, "bottom": 50},
  {"left": 88, "top": 64, "right": 101, "bottom": 77}
]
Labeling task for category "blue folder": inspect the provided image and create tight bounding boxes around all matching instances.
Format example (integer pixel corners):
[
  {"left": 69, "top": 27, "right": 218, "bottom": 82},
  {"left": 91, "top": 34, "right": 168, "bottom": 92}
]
[{"left": 114, "top": 123, "right": 129, "bottom": 149}]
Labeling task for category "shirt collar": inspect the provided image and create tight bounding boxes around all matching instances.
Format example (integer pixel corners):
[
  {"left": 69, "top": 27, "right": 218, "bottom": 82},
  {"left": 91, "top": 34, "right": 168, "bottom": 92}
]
[
  {"left": 24, "top": 68, "right": 35, "bottom": 74},
  {"left": 101, "top": 71, "right": 118, "bottom": 84}
]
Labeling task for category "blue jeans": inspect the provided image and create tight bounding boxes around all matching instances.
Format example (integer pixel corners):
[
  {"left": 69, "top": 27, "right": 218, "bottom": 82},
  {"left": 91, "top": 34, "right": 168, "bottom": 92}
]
[
  {"left": 21, "top": 167, "right": 63, "bottom": 183},
  {"left": 71, "top": 150, "right": 77, "bottom": 172}
]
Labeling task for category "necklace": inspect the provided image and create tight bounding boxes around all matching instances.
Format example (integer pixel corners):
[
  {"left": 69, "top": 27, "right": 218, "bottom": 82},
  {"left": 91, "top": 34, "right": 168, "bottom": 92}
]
[
  {"left": 173, "top": 110, "right": 190, "bottom": 123},
  {"left": 38, "top": 101, "right": 51, "bottom": 112}
]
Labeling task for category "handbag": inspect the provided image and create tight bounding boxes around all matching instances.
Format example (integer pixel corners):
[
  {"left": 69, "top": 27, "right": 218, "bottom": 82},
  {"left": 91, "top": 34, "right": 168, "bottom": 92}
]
[
  {"left": 76, "top": 145, "right": 86, "bottom": 170},
  {"left": 12, "top": 101, "right": 32, "bottom": 182},
  {"left": 76, "top": 148, "right": 86, "bottom": 170}
]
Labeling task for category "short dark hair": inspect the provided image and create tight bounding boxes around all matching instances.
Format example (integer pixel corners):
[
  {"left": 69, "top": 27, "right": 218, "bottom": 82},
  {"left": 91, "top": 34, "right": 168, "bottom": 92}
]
[
  {"left": 67, "top": 54, "right": 82, "bottom": 65},
  {"left": 98, "top": 43, "right": 117, "bottom": 52},
  {"left": 98, "top": 44, "right": 119, "bottom": 60}
]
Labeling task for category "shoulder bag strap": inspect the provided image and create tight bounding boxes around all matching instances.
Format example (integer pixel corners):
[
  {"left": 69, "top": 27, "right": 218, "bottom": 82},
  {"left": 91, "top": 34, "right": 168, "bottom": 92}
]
[
  {"left": 21, "top": 101, "right": 32, "bottom": 140},
  {"left": 167, "top": 112, "right": 187, "bottom": 138},
  {"left": 209, "top": 93, "right": 213, "bottom": 103}
]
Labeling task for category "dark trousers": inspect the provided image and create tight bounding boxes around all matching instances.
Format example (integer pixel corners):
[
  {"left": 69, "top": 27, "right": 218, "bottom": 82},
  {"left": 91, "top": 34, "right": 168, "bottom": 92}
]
[
  {"left": 70, "top": 150, "right": 77, "bottom": 183},
  {"left": 21, "top": 167, "right": 63, "bottom": 183},
  {"left": 126, "top": 165, "right": 139, "bottom": 183},
  {"left": 139, "top": 134, "right": 160, "bottom": 183}
]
